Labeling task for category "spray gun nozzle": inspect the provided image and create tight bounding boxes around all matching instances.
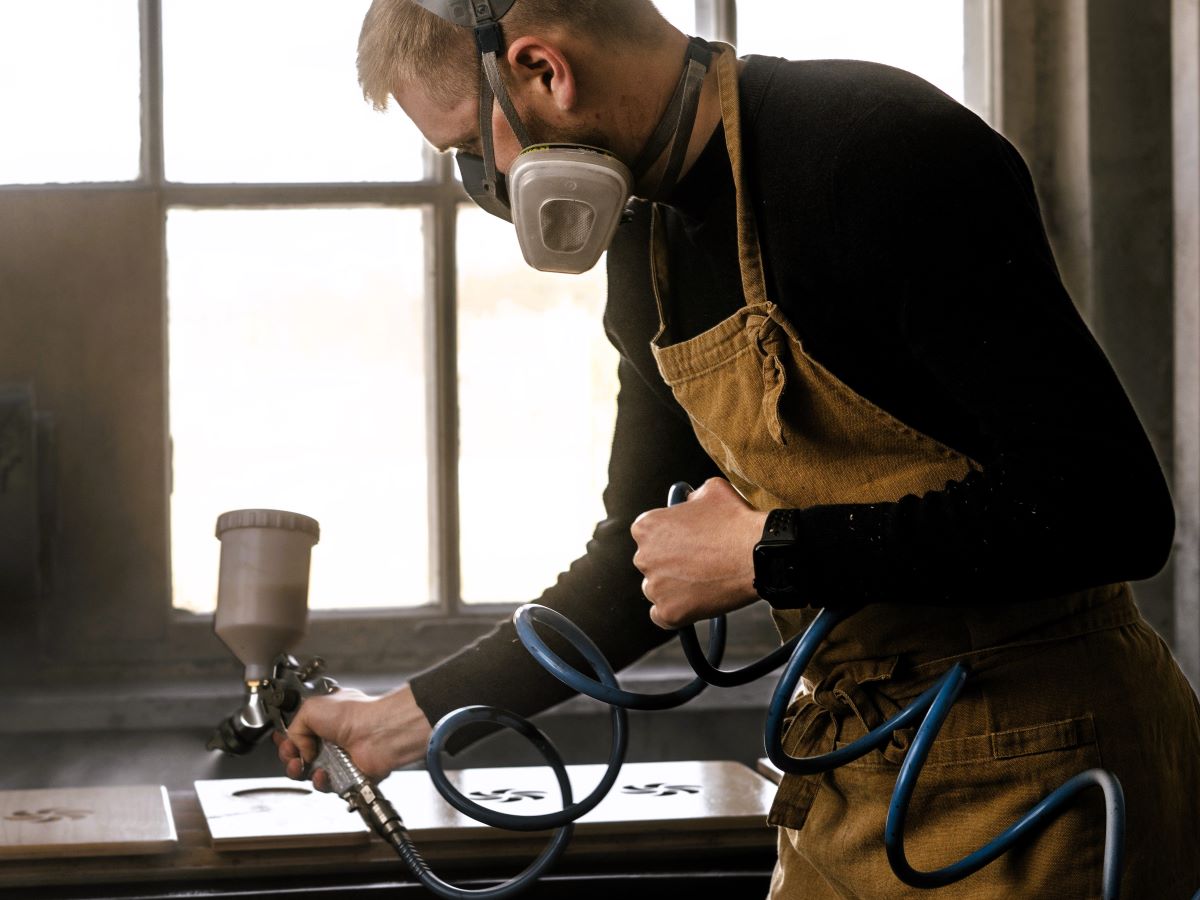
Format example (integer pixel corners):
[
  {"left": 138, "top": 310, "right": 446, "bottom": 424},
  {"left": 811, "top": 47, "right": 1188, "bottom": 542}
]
[
  {"left": 206, "top": 715, "right": 272, "bottom": 755},
  {"left": 207, "top": 683, "right": 274, "bottom": 756}
]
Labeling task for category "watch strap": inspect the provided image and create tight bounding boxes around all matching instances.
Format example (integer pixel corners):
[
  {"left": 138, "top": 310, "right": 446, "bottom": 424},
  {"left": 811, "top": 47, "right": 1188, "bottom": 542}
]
[{"left": 761, "top": 508, "right": 799, "bottom": 545}]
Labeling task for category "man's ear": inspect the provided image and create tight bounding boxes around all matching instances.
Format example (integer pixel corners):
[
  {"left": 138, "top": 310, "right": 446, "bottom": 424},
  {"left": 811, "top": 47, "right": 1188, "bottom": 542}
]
[{"left": 505, "top": 35, "right": 577, "bottom": 113}]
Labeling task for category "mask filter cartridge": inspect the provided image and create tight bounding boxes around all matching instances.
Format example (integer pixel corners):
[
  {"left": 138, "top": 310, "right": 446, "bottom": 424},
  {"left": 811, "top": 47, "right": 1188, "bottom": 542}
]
[{"left": 508, "top": 145, "right": 634, "bottom": 274}]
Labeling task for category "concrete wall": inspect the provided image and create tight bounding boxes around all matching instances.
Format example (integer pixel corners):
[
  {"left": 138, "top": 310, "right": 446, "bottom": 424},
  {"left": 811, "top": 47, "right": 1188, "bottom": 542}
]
[
  {"left": 1174, "top": 0, "right": 1200, "bottom": 688},
  {"left": 0, "top": 189, "right": 171, "bottom": 662},
  {"left": 993, "top": 0, "right": 1179, "bottom": 642}
]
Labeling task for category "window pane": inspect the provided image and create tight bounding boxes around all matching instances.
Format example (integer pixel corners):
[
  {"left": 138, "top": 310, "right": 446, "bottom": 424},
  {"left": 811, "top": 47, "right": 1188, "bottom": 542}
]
[
  {"left": 737, "top": 0, "right": 965, "bottom": 102},
  {"left": 0, "top": 0, "right": 140, "bottom": 184},
  {"left": 457, "top": 208, "right": 618, "bottom": 605},
  {"left": 163, "top": 1, "right": 424, "bottom": 183},
  {"left": 168, "top": 208, "right": 429, "bottom": 612}
]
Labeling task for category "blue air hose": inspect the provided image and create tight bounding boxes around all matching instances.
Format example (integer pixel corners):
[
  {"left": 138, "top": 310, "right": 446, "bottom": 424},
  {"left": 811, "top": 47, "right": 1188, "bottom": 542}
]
[
  {"left": 390, "top": 705, "right": 575, "bottom": 899},
  {"left": 416, "top": 481, "right": 1132, "bottom": 898},
  {"left": 405, "top": 609, "right": 633, "bottom": 898},
  {"left": 765, "top": 605, "right": 1125, "bottom": 895}
]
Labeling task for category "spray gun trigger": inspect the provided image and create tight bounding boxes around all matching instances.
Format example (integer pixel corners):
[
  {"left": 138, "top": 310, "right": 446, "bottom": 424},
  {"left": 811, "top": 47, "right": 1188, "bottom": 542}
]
[{"left": 312, "top": 676, "right": 340, "bottom": 694}]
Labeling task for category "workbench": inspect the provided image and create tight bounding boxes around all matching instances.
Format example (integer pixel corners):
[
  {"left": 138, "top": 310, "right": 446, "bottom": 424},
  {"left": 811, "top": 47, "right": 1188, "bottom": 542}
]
[{"left": 0, "top": 788, "right": 777, "bottom": 899}]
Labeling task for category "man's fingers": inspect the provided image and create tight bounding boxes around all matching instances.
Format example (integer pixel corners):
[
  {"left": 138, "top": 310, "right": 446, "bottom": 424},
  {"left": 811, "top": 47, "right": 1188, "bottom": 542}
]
[
  {"left": 644, "top": 577, "right": 681, "bottom": 629},
  {"left": 277, "top": 732, "right": 317, "bottom": 765},
  {"left": 648, "top": 602, "right": 679, "bottom": 631},
  {"left": 284, "top": 711, "right": 320, "bottom": 761},
  {"left": 285, "top": 757, "right": 330, "bottom": 792},
  {"left": 697, "top": 476, "right": 741, "bottom": 502},
  {"left": 277, "top": 736, "right": 298, "bottom": 765},
  {"left": 282, "top": 736, "right": 329, "bottom": 790},
  {"left": 277, "top": 728, "right": 328, "bottom": 783}
]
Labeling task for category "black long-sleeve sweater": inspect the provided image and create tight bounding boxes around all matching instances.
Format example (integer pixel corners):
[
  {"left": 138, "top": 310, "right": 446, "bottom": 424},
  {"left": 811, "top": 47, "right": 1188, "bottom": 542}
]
[{"left": 409, "top": 54, "right": 1174, "bottom": 743}]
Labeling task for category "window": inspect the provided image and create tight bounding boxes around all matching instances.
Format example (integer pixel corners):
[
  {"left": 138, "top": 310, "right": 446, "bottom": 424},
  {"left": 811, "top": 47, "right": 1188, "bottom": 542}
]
[
  {"left": 159, "top": 1, "right": 712, "bottom": 615},
  {"left": 160, "top": 1, "right": 425, "bottom": 184},
  {"left": 0, "top": 1, "right": 141, "bottom": 184},
  {"left": 2, "top": 0, "right": 975, "bottom": 678},
  {"left": 737, "top": 1, "right": 965, "bottom": 102},
  {"left": 456, "top": 208, "right": 614, "bottom": 605},
  {"left": 166, "top": 208, "right": 430, "bottom": 612}
]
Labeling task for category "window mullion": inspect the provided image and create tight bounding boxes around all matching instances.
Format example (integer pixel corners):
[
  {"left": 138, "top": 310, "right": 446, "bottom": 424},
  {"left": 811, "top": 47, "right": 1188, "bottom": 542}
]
[
  {"left": 697, "top": 0, "right": 737, "bottom": 44},
  {"left": 139, "top": 0, "right": 165, "bottom": 186},
  {"left": 426, "top": 152, "right": 462, "bottom": 614},
  {"left": 963, "top": 0, "right": 997, "bottom": 123}
]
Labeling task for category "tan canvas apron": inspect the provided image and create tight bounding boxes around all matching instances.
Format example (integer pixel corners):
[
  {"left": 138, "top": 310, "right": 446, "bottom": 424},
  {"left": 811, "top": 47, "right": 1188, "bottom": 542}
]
[{"left": 649, "top": 46, "right": 1200, "bottom": 898}]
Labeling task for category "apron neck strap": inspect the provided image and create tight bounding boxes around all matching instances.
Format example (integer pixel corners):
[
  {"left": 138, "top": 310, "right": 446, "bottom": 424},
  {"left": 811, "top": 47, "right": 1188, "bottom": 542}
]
[
  {"left": 712, "top": 44, "right": 770, "bottom": 309},
  {"left": 649, "top": 45, "right": 771, "bottom": 346}
]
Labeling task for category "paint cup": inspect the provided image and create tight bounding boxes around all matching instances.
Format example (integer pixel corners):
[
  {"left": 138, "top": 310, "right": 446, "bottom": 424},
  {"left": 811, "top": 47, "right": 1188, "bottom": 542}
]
[{"left": 213, "top": 509, "right": 320, "bottom": 682}]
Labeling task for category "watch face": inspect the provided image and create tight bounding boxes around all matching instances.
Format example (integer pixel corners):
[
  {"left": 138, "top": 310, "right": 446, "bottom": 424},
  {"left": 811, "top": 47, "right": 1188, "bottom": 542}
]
[{"left": 754, "top": 544, "right": 796, "bottom": 594}]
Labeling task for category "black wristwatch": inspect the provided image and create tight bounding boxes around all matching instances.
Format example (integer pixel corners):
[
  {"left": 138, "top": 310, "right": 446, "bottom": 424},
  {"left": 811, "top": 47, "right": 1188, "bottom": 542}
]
[{"left": 753, "top": 509, "right": 803, "bottom": 604}]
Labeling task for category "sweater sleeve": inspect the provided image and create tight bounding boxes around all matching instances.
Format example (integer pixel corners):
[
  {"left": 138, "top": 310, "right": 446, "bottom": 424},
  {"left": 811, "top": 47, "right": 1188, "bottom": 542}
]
[
  {"left": 408, "top": 220, "right": 722, "bottom": 751},
  {"left": 771, "top": 99, "right": 1174, "bottom": 609}
]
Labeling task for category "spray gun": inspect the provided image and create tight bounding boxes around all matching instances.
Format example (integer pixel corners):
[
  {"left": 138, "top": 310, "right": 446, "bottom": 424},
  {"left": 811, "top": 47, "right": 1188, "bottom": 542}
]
[
  {"left": 205, "top": 510, "right": 410, "bottom": 852},
  {"left": 203, "top": 509, "right": 578, "bottom": 899}
]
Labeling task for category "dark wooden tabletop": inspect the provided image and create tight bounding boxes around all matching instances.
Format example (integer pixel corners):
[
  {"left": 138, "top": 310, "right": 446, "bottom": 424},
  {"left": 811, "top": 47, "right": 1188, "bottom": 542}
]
[{"left": 0, "top": 789, "right": 778, "bottom": 899}]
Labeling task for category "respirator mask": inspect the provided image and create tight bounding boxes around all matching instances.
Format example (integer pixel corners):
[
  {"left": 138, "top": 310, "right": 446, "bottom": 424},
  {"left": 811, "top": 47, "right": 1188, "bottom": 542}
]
[{"left": 415, "top": 0, "right": 714, "bottom": 274}]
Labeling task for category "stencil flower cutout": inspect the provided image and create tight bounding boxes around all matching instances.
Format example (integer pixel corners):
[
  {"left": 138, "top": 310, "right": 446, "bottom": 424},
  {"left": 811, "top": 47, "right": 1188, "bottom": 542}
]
[
  {"left": 467, "top": 788, "right": 547, "bottom": 804},
  {"left": 5, "top": 807, "right": 93, "bottom": 824},
  {"left": 620, "top": 783, "right": 701, "bottom": 797}
]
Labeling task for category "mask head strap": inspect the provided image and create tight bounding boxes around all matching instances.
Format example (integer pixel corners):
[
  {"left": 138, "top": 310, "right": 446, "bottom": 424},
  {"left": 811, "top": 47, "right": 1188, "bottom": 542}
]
[
  {"left": 629, "top": 36, "right": 714, "bottom": 193},
  {"left": 416, "top": 0, "right": 530, "bottom": 218},
  {"left": 428, "top": 3, "right": 715, "bottom": 221},
  {"left": 412, "top": 0, "right": 518, "bottom": 26}
]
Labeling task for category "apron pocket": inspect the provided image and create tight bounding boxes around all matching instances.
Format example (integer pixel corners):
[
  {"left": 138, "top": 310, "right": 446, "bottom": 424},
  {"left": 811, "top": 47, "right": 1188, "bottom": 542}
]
[
  {"left": 873, "top": 713, "right": 1099, "bottom": 769},
  {"left": 990, "top": 715, "right": 1098, "bottom": 760},
  {"left": 795, "top": 714, "right": 1107, "bottom": 897}
]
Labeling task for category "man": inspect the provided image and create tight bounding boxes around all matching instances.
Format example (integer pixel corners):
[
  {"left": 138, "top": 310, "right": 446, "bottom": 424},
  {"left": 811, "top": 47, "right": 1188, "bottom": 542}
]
[{"left": 276, "top": 1, "right": 1200, "bottom": 895}]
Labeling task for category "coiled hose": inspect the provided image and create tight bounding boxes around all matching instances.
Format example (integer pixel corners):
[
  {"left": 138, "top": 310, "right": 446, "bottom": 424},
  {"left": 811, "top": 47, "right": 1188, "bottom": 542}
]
[{"left": 395, "top": 482, "right": 1129, "bottom": 898}]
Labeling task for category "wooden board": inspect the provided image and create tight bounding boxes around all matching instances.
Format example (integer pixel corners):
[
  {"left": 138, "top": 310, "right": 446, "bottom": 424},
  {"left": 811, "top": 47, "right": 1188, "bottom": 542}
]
[
  {"left": 383, "top": 760, "right": 775, "bottom": 840},
  {"left": 196, "top": 760, "right": 775, "bottom": 850},
  {"left": 193, "top": 778, "right": 369, "bottom": 851},
  {"left": 0, "top": 785, "right": 176, "bottom": 859}
]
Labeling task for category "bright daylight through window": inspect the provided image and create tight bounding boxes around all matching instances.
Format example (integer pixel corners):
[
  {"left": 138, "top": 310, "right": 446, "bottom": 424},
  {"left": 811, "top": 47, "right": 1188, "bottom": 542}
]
[
  {"left": 0, "top": 0, "right": 140, "bottom": 184},
  {"left": 161, "top": 1, "right": 425, "bottom": 183},
  {"left": 167, "top": 208, "right": 430, "bottom": 612}
]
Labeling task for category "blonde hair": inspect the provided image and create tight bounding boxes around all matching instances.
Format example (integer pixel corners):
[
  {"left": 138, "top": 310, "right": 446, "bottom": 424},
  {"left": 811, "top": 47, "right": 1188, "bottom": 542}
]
[{"left": 357, "top": 0, "right": 672, "bottom": 109}]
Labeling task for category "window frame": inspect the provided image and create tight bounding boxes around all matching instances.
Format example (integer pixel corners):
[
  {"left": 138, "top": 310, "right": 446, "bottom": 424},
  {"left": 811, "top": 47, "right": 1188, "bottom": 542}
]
[
  {"left": 2, "top": 0, "right": 981, "bottom": 689},
  {"left": 47, "top": 0, "right": 759, "bottom": 682}
]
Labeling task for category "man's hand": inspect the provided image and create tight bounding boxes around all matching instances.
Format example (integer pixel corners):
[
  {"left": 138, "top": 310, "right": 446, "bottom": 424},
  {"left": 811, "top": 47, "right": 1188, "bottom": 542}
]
[
  {"left": 273, "top": 683, "right": 432, "bottom": 792},
  {"left": 631, "top": 477, "right": 768, "bottom": 630}
]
